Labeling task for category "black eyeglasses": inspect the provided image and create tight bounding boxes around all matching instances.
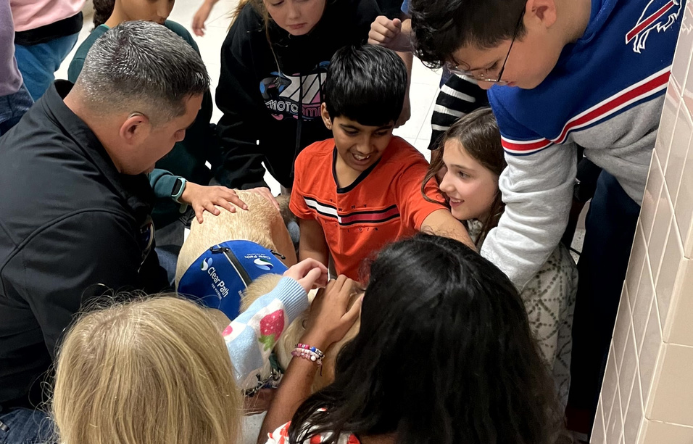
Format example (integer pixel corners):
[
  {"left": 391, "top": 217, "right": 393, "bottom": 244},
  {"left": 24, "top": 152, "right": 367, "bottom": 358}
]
[{"left": 447, "top": 10, "right": 525, "bottom": 84}]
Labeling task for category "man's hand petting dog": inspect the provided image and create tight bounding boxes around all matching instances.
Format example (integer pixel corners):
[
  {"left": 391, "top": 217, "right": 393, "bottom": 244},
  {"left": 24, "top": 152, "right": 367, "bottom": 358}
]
[
  {"left": 301, "top": 275, "right": 363, "bottom": 352},
  {"left": 180, "top": 183, "right": 249, "bottom": 223},
  {"left": 284, "top": 259, "right": 329, "bottom": 293}
]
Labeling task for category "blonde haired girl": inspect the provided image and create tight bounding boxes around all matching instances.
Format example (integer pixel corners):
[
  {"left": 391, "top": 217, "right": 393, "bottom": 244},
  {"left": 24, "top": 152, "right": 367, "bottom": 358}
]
[{"left": 52, "top": 296, "right": 243, "bottom": 444}]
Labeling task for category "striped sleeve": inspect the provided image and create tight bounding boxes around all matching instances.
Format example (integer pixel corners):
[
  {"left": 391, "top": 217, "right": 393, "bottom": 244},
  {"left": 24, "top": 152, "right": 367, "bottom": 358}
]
[
  {"left": 491, "top": 67, "right": 670, "bottom": 157},
  {"left": 487, "top": 88, "right": 553, "bottom": 156},
  {"left": 429, "top": 74, "right": 489, "bottom": 150}
]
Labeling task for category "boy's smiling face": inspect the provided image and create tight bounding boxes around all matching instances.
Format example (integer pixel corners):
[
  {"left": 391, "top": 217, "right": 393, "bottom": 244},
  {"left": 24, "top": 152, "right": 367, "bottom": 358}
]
[{"left": 321, "top": 103, "right": 394, "bottom": 173}]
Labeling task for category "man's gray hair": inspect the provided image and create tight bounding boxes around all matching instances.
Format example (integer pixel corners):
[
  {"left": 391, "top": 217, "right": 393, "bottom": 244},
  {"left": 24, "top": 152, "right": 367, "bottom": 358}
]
[{"left": 76, "top": 20, "right": 210, "bottom": 124}]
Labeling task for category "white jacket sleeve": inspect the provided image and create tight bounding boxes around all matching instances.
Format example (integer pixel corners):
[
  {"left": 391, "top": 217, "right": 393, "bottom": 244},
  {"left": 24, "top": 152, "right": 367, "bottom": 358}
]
[{"left": 481, "top": 142, "right": 577, "bottom": 290}]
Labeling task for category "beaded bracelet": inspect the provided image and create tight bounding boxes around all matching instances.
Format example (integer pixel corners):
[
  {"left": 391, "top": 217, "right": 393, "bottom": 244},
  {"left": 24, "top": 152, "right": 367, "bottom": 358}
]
[
  {"left": 291, "top": 348, "right": 323, "bottom": 366},
  {"left": 296, "top": 343, "right": 325, "bottom": 359}
]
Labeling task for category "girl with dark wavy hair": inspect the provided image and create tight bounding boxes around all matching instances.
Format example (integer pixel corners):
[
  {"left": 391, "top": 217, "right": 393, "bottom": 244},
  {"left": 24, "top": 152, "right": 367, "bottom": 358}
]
[{"left": 262, "top": 234, "right": 563, "bottom": 444}]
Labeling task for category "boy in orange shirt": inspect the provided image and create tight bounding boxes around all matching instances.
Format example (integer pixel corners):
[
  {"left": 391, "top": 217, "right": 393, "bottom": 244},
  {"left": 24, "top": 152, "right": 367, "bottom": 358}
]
[{"left": 290, "top": 45, "right": 473, "bottom": 280}]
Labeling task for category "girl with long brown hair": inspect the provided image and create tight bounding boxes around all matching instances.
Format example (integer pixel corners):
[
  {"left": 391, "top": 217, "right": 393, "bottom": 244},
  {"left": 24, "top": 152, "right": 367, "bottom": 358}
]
[{"left": 423, "top": 108, "right": 578, "bottom": 408}]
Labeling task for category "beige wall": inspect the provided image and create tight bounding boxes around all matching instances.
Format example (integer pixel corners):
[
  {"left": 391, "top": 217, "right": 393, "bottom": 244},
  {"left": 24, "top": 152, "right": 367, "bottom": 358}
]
[{"left": 591, "top": 5, "right": 693, "bottom": 444}]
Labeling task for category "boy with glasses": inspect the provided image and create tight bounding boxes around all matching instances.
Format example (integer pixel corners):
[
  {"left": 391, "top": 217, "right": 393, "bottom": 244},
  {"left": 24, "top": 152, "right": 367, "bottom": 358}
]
[{"left": 408, "top": 0, "right": 683, "bottom": 439}]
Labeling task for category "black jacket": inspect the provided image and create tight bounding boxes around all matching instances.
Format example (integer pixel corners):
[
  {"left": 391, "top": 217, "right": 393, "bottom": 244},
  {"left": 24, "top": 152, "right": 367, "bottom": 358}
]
[
  {"left": 215, "top": 0, "right": 380, "bottom": 190},
  {"left": 0, "top": 82, "right": 168, "bottom": 409}
]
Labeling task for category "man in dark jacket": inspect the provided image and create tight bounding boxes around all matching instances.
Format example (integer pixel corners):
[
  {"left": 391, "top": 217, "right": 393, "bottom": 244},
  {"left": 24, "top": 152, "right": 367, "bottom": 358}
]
[{"left": 0, "top": 21, "right": 208, "bottom": 443}]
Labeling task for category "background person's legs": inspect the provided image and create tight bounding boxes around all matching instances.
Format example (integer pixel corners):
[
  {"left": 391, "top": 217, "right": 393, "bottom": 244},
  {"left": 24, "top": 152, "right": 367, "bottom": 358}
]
[
  {"left": 567, "top": 171, "right": 640, "bottom": 437},
  {"left": 0, "top": 408, "right": 54, "bottom": 444},
  {"left": 0, "top": 83, "right": 33, "bottom": 136},
  {"left": 14, "top": 32, "right": 80, "bottom": 101}
]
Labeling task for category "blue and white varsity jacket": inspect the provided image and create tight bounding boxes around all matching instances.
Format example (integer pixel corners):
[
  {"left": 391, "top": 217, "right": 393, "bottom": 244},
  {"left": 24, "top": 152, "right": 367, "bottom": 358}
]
[{"left": 483, "top": 0, "right": 685, "bottom": 288}]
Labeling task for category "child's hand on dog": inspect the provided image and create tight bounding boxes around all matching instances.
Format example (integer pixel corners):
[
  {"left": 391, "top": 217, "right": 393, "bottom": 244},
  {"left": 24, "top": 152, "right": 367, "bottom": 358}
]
[
  {"left": 301, "top": 275, "right": 363, "bottom": 351},
  {"left": 180, "top": 183, "right": 249, "bottom": 224},
  {"left": 284, "top": 259, "right": 329, "bottom": 293},
  {"left": 247, "top": 187, "right": 281, "bottom": 211}
]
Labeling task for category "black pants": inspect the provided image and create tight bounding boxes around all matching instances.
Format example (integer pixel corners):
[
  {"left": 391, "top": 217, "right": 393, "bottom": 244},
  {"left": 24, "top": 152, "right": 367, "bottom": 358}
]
[{"left": 568, "top": 171, "right": 640, "bottom": 434}]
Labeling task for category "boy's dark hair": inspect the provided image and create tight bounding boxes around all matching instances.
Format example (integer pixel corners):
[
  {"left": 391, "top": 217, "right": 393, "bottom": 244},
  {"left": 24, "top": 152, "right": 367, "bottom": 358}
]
[
  {"left": 410, "top": 0, "right": 527, "bottom": 68},
  {"left": 93, "top": 0, "right": 115, "bottom": 28},
  {"left": 324, "top": 45, "right": 407, "bottom": 126},
  {"left": 289, "top": 234, "right": 563, "bottom": 444}
]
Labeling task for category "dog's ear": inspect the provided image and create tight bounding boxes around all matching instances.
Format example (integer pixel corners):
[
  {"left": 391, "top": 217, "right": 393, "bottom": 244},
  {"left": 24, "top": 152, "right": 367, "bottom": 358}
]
[
  {"left": 276, "top": 309, "right": 308, "bottom": 370},
  {"left": 277, "top": 287, "right": 362, "bottom": 393},
  {"left": 275, "top": 194, "right": 295, "bottom": 227},
  {"left": 240, "top": 273, "right": 284, "bottom": 312},
  {"left": 312, "top": 289, "right": 362, "bottom": 391}
]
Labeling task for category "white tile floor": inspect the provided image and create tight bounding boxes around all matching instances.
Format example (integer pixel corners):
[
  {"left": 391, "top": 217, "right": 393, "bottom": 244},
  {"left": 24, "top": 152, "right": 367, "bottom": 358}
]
[{"left": 55, "top": 1, "right": 443, "bottom": 196}]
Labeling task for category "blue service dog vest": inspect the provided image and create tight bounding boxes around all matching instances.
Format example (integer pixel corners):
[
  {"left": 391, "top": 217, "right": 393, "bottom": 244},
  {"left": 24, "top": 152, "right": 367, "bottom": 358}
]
[{"left": 178, "top": 240, "right": 288, "bottom": 320}]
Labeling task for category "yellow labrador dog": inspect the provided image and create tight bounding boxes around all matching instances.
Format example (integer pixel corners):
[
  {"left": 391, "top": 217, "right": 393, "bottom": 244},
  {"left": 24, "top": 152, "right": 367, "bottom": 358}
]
[{"left": 176, "top": 190, "right": 296, "bottom": 290}]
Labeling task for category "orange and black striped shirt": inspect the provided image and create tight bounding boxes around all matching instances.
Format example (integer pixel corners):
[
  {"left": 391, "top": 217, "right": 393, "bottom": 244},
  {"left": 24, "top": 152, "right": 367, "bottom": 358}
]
[{"left": 290, "top": 137, "right": 445, "bottom": 280}]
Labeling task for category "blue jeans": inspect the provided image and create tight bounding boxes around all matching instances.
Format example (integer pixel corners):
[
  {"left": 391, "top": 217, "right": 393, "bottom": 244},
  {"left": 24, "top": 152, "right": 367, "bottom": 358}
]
[
  {"left": 14, "top": 32, "right": 80, "bottom": 101},
  {"left": 155, "top": 245, "right": 179, "bottom": 287},
  {"left": 0, "top": 408, "right": 54, "bottom": 444},
  {"left": 154, "top": 207, "right": 194, "bottom": 286},
  {"left": 0, "top": 83, "right": 33, "bottom": 137}
]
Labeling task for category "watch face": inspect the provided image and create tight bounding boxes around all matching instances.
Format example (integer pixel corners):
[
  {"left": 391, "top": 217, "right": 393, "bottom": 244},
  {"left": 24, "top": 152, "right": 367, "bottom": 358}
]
[{"left": 172, "top": 179, "right": 183, "bottom": 196}]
